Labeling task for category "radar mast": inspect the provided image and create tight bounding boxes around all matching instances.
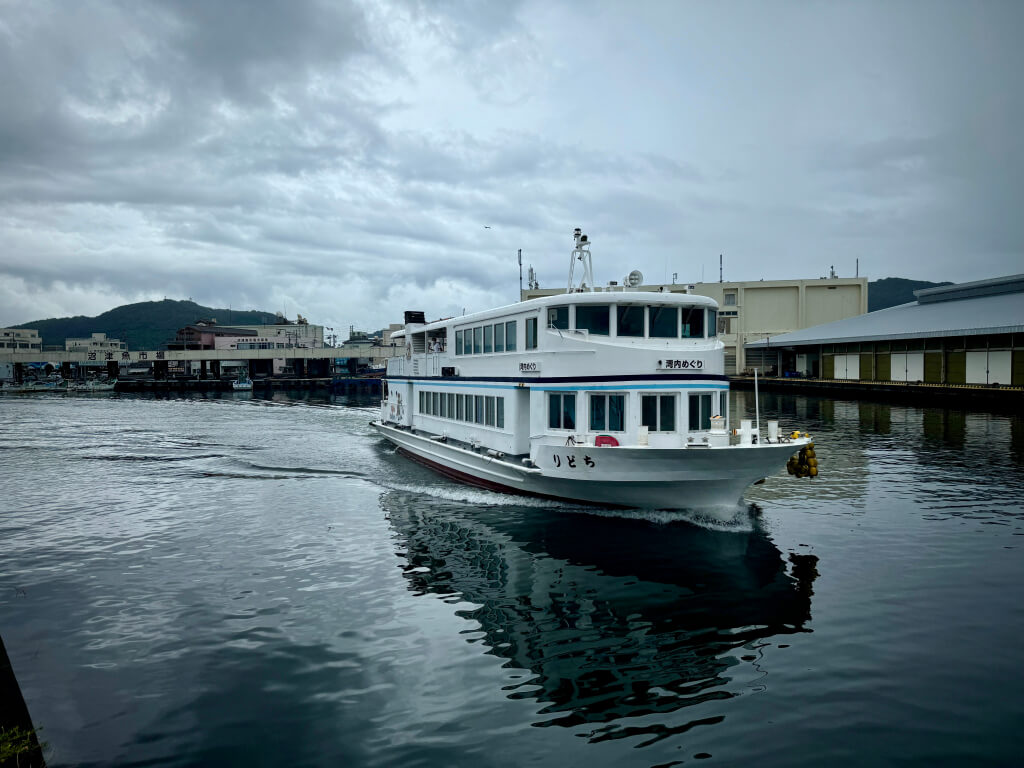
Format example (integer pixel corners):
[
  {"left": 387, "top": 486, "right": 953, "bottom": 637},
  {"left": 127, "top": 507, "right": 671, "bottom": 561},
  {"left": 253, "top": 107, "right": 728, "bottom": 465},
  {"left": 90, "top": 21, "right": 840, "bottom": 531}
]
[{"left": 567, "top": 228, "right": 594, "bottom": 293}]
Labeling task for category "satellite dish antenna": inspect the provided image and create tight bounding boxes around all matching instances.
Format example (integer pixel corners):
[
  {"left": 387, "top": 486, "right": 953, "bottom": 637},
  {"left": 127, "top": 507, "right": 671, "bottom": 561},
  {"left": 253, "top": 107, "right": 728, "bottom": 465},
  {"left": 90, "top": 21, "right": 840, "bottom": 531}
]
[{"left": 627, "top": 269, "right": 644, "bottom": 288}]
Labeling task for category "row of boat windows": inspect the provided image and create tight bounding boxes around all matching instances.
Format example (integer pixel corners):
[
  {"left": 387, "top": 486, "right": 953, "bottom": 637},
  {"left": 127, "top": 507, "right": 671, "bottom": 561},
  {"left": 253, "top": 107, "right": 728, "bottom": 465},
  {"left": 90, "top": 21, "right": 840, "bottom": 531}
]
[
  {"left": 548, "top": 391, "right": 727, "bottom": 432},
  {"left": 419, "top": 390, "right": 506, "bottom": 429},
  {"left": 546, "top": 305, "right": 718, "bottom": 339},
  {"left": 454, "top": 321, "right": 518, "bottom": 356},
  {"left": 452, "top": 305, "right": 717, "bottom": 357}
]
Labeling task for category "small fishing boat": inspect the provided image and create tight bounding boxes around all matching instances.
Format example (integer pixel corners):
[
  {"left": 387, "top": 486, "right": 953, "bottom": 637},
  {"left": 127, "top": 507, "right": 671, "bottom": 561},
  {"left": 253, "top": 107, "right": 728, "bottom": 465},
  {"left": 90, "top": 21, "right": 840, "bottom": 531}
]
[
  {"left": 232, "top": 370, "right": 254, "bottom": 390},
  {"left": 371, "top": 229, "right": 814, "bottom": 510},
  {"left": 66, "top": 378, "right": 117, "bottom": 393}
]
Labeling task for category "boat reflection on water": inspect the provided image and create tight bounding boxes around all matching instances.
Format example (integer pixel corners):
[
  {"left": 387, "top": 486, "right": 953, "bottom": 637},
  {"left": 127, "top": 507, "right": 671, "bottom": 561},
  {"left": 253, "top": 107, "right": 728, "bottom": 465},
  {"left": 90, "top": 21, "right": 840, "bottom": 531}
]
[{"left": 384, "top": 494, "right": 818, "bottom": 742}]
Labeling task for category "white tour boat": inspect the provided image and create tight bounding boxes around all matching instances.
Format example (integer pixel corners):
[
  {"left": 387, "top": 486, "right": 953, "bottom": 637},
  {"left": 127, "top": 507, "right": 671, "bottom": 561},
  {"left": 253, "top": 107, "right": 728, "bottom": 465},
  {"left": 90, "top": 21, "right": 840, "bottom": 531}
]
[{"left": 371, "top": 230, "right": 812, "bottom": 510}]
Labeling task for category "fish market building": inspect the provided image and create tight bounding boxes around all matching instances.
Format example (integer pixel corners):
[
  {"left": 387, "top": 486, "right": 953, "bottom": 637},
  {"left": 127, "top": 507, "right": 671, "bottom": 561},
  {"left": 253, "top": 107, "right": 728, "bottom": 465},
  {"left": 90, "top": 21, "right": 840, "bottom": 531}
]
[{"left": 744, "top": 274, "right": 1024, "bottom": 387}]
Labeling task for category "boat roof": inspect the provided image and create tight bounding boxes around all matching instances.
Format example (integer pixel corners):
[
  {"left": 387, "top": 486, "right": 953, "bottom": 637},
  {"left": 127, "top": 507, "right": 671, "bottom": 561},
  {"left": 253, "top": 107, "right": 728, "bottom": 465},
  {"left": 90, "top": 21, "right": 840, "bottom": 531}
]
[{"left": 393, "top": 291, "right": 718, "bottom": 339}]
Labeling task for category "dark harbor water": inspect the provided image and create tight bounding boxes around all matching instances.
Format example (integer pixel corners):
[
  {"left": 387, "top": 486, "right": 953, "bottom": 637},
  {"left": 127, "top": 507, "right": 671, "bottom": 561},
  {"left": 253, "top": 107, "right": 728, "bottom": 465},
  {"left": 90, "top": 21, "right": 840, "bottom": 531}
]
[{"left": 1, "top": 391, "right": 1023, "bottom": 767}]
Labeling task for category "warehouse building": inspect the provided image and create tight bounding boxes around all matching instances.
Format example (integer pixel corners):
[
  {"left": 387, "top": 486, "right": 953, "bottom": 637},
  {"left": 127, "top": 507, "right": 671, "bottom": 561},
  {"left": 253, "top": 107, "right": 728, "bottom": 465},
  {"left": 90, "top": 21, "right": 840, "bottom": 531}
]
[{"left": 745, "top": 274, "right": 1024, "bottom": 387}]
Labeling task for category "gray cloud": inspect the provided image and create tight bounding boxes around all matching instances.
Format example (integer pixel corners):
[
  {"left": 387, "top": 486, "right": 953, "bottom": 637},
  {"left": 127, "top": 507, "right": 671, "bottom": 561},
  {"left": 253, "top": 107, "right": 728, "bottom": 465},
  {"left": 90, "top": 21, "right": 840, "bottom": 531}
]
[{"left": 1, "top": 0, "right": 1022, "bottom": 332}]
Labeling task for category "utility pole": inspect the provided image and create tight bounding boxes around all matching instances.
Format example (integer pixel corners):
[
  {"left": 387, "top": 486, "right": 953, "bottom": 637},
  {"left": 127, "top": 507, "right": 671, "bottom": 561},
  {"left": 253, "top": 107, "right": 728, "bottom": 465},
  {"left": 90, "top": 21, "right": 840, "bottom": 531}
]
[
  {"left": 518, "top": 249, "right": 523, "bottom": 301},
  {"left": 719, "top": 254, "right": 723, "bottom": 283}
]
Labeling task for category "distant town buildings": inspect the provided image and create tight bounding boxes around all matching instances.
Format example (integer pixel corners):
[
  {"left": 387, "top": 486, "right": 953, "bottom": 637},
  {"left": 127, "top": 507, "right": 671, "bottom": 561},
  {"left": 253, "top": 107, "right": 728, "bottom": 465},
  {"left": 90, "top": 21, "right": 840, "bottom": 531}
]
[
  {"left": 521, "top": 276, "right": 868, "bottom": 375},
  {"left": 167, "top": 319, "right": 325, "bottom": 351},
  {"left": 64, "top": 332, "right": 126, "bottom": 353},
  {"left": 1, "top": 328, "right": 42, "bottom": 351}
]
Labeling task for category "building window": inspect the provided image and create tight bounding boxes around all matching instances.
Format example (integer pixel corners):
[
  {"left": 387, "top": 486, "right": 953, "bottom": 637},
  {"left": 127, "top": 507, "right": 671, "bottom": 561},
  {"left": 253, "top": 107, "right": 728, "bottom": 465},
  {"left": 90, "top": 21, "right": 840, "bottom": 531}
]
[
  {"left": 575, "top": 305, "right": 610, "bottom": 335},
  {"left": 649, "top": 306, "right": 678, "bottom": 338},
  {"left": 483, "top": 325, "right": 493, "bottom": 354},
  {"left": 548, "top": 392, "right": 576, "bottom": 430},
  {"left": 617, "top": 306, "right": 644, "bottom": 337},
  {"left": 493, "top": 323, "right": 505, "bottom": 353},
  {"left": 724, "top": 292, "right": 737, "bottom": 306},
  {"left": 590, "top": 394, "right": 625, "bottom": 431},
  {"left": 525, "top": 318, "right": 538, "bottom": 350},
  {"left": 505, "top": 321, "right": 517, "bottom": 351},
  {"left": 688, "top": 393, "right": 713, "bottom": 431},
  {"left": 473, "top": 327, "right": 483, "bottom": 355},
  {"left": 455, "top": 330, "right": 464, "bottom": 355},
  {"left": 642, "top": 395, "right": 676, "bottom": 432},
  {"left": 547, "top": 306, "right": 569, "bottom": 329},
  {"left": 682, "top": 307, "right": 705, "bottom": 338}
]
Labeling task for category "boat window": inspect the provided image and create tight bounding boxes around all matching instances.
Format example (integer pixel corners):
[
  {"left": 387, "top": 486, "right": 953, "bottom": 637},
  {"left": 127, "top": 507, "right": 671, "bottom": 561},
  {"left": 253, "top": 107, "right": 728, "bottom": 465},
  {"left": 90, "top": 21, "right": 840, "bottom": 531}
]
[
  {"left": 682, "top": 307, "right": 705, "bottom": 338},
  {"left": 432, "top": 392, "right": 440, "bottom": 415},
  {"left": 649, "top": 306, "right": 678, "bottom": 338},
  {"left": 505, "top": 321, "right": 517, "bottom": 351},
  {"left": 617, "top": 306, "right": 644, "bottom": 337},
  {"left": 457, "top": 394, "right": 465, "bottom": 420},
  {"left": 642, "top": 394, "right": 676, "bottom": 431},
  {"left": 688, "top": 393, "right": 713, "bottom": 430},
  {"left": 525, "top": 318, "right": 538, "bottom": 350},
  {"left": 473, "top": 327, "right": 483, "bottom": 354},
  {"left": 483, "top": 325, "right": 493, "bottom": 354},
  {"left": 496, "top": 398, "right": 504, "bottom": 429},
  {"left": 719, "top": 391, "right": 727, "bottom": 421},
  {"left": 448, "top": 393, "right": 455, "bottom": 416},
  {"left": 708, "top": 310, "right": 718, "bottom": 337},
  {"left": 485, "top": 396, "right": 495, "bottom": 426},
  {"left": 589, "top": 393, "right": 625, "bottom": 431},
  {"left": 419, "top": 391, "right": 425, "bottom": 413},
  {"left": 575, "top": 305, "right": 610, "bottom": 335},
  {"left": 547, "top": 306, "right": 569, "bottom": 329},
  {"left": 455, "top": 330, "right": 463, "bottom": 355},
  {"left": 493, "top": 323, "right": 505, "bottom": 353},
  {"left": 548, "top": 392, "right": 576, "bottom": 430},
  {"left": 475, "top": 395, "right": 484, "bottom": 424},
  {"left": 440, "top": 392, "right": 447, "bottom": 418}
]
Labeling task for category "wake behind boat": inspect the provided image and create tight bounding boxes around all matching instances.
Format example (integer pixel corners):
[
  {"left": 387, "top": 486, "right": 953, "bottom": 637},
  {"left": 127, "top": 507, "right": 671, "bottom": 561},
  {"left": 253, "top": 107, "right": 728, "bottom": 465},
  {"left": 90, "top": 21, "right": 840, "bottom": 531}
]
[{"left": 371, "top": 229, "right": 813, "bottom": 510}]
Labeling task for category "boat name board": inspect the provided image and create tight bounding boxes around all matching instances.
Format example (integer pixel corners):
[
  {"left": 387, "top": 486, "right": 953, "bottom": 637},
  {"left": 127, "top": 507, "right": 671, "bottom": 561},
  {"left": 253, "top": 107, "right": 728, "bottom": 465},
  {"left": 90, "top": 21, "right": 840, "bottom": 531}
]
[
  {"left": 552, "top": 454, "right": 596, "bottom": 469},
  {"left": 518, "top": 361, "right": 542, "bottom": 374},
  {"left": 658, "top": 359, "right": 704, "bottom": 370}
]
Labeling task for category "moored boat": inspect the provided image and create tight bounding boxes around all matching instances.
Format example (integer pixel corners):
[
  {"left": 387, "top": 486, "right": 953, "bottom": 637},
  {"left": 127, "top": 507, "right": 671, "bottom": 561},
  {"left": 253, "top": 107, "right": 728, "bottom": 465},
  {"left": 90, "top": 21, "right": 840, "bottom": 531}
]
[
  {"left": 66, "top": 378, "right": 117, "bottom": 393},
  {"left": 371, "top": 229, "right": 812, "bottom": 510},
  {"left": 232, "top": 370, "right": 254, "bottom": 390}
]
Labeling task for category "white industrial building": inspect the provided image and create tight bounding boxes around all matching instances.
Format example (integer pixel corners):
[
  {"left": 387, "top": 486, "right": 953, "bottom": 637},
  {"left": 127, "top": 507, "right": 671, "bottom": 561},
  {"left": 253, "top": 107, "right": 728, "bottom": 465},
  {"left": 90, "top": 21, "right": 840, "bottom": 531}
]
[
  {"left": 522, "top": 276, "right": 867, "bottom": 375},
  {"left": 65, "top": 332, "right": 126, "bottom": 352},
  {"left": 1, "top": 328, "right": 42, "bottom": 351},
  {"left": 745, "top": 274, "right": 1024, "bottom": 387}
]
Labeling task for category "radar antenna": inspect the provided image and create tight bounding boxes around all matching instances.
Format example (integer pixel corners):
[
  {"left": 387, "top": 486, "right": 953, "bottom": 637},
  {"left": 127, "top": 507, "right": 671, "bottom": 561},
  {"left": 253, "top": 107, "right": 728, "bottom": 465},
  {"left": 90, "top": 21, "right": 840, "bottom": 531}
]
[{"left": 567, "top": 228, "right": 594, "bottom": 293}]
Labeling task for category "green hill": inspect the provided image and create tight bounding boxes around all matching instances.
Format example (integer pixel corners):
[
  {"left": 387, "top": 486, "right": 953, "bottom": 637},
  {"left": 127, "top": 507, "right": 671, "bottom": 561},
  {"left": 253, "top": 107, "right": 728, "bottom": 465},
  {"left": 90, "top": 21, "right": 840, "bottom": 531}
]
[
  {"left": 868, "top": 278, "right": 953, "bottom": 312},
  {"left": 11, "top": 300, "right": 283, "bottom": 350}
]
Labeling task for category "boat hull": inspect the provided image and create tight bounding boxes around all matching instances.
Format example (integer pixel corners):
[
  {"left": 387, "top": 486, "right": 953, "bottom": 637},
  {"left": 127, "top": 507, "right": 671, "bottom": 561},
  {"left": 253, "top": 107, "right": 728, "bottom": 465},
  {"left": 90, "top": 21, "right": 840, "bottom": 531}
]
[{"left": 372, "top": 420, "right": 804, "bottom": 510}]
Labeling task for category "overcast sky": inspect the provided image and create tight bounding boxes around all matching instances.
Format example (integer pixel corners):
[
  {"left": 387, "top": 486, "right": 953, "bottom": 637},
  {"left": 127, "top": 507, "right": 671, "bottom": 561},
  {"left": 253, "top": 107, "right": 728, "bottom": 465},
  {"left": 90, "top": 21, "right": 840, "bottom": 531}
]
[{"left": 1, "top": 0, "right": 1022, "bottom": 333}]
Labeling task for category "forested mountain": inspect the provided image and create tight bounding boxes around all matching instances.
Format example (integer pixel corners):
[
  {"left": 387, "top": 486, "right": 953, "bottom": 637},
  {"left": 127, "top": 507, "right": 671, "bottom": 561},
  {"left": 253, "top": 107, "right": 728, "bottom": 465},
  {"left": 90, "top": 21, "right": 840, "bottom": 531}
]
[
  {"left": 867, "top": 278, "right": 953, "bottom": 312},
  {"left": 12, "top": 300, "right": 282, "bottom": 350}
]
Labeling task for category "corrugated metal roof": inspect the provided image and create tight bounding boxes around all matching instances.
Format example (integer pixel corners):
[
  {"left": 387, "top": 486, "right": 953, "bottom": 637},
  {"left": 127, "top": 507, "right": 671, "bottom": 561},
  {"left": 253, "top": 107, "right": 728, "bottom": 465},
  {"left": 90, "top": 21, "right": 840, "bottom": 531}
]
[{"left": 747, "top": 288, "right": 1024, "bottom": 348}]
